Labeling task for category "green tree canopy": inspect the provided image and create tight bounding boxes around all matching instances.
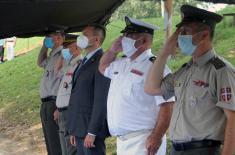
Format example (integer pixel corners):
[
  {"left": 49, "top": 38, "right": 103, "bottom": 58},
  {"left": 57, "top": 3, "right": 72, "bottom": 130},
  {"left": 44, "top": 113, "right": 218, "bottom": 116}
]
[{"left": 111, "top": 0, "right": 202, "bottom": 20}]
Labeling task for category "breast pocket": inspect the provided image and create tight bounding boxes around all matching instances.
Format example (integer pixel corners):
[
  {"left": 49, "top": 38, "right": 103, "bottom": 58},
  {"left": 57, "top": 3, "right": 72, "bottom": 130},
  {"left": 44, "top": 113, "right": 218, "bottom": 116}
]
[
  {"left": 194, "top": 86, "right": 209, "bottom": 99},
  {"left": 131, "top": 74, "right": 143, "bottom": 87},
  {"left": 130, "top": 74, "right": 144, "bottom": 97}
]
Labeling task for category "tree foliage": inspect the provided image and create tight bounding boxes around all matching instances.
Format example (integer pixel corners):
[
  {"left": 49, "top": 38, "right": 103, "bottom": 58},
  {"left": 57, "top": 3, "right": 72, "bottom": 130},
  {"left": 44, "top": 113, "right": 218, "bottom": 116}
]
[
  {"left": 111, "top": 0, "right": 203, "bottom": 20},
  {"left": 111, "top": 0, "right": 162, "bottom": 20}
]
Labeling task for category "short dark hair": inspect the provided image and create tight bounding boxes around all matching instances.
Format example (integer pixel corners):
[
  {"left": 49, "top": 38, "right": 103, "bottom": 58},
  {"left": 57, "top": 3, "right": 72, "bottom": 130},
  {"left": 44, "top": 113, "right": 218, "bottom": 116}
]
[{"left": 88, "top": 23, "right": 106, "bottom": 44}]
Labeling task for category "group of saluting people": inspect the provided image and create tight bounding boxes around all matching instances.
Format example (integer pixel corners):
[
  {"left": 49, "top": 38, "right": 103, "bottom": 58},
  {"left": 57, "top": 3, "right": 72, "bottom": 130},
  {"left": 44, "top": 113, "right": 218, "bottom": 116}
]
[{"left": 37, "top": 5, "right": 235, "bottom": 155}]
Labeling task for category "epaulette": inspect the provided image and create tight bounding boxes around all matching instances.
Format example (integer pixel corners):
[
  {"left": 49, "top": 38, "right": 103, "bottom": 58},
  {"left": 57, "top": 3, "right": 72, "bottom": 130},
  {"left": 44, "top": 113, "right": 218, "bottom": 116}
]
[
  {"left": 149, "top": 56, "right": 156, "bottom": 63},
  {"left": 121, "top": 55, "right": 127, "bottom": 58},
  {"left": 209, "top": 57, "right": 226, "bottom": 70}
]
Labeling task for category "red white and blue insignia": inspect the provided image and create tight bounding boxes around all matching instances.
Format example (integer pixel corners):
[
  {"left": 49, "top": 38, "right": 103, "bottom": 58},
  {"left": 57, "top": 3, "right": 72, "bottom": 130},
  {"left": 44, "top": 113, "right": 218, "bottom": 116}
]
[
  {"left": 220, "top": 87, "right": 232, "bottom": 102},
  {"left": 193, "top": 80, "right": 209, "bottom": 88},
  {"left": 130, "top": 69, "right": 143, "bottom": 76}
]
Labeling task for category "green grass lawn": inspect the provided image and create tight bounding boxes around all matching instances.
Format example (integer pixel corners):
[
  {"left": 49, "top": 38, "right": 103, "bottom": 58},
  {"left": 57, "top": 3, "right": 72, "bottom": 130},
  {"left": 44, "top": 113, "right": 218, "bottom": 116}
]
[
  {"left": 0, "top": 7, "right": 235, "bottom": 155},
  {"left": 14, "top": 37, "right": 43, "bottom": 53}
]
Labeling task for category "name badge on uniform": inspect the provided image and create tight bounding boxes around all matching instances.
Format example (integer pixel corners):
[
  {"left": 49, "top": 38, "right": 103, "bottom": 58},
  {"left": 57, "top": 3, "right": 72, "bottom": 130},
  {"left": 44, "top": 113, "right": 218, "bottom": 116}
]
[
  {"left": 130, "top": 69, "right": 143, "bottom": 76},
  {"left": 193, "top": 80, "right": 209, "bottom": 88}
]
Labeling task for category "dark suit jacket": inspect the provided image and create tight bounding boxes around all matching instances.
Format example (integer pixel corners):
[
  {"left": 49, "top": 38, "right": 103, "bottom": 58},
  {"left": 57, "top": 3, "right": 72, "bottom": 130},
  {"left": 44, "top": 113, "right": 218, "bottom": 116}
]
[{"left": 67, "top": 49, "right": 110, "bottom": 139}]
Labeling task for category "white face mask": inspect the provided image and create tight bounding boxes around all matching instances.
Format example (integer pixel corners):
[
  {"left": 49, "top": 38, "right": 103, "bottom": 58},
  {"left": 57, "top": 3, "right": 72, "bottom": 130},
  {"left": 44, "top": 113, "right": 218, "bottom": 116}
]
[
  {"left": 77, "top": 35, "right": 89, "bottom": 49},
  {"left": 121, "top": 37, "right": 138, "bottom": 57}
]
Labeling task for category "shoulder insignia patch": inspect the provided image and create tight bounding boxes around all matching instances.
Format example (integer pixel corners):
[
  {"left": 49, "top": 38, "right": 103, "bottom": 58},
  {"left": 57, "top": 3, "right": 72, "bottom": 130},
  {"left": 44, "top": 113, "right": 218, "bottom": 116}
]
[
  {"left": 209, "top": 57, "right": 226, "bottom": 70},
  {"left": 149, "top": 56, "right": 156, "bottom": 63}
]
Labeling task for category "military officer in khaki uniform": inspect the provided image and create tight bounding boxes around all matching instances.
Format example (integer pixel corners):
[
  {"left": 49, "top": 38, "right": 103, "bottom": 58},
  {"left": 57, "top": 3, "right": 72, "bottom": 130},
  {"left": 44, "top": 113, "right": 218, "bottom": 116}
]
[
  {"left": 145, "top": 5, "right": 235, "bottom": 155},
  {"left": 38, "top": 30, "right": 65, "bottom": 155},
  {"left": 56, "top": 34, "right": 82, "bottom": 155}
]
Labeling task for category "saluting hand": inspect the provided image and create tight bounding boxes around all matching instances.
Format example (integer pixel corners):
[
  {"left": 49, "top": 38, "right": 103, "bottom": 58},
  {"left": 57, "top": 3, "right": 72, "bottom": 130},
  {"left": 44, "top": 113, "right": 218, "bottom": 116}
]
[
  {"left": 109, "top": 36, "right": 123, "bottom": 54},
  {"left": 161, "top": 28, "right": 182, "bottom": 57},
  {"left": 84, "top": 134, "right": 96, "bottom": 148},
  {"left": 146, "top": 133, "right": 162, "bottom": 155}
]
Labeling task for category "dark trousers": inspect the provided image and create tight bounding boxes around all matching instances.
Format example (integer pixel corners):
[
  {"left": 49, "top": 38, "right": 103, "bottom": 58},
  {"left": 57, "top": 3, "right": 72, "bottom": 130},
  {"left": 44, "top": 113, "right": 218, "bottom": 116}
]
[
  {"left": 170, "top": 145, "right": 221, "bottom": 155},
  {"left": 76, "top": 137, "right": 106, "bottom": 155},
  {"left": 0, "top": 46, "right": 4, "bottom": 62},
  {"left": 40, "top": 100, "right": 62, "bottom": 155}
]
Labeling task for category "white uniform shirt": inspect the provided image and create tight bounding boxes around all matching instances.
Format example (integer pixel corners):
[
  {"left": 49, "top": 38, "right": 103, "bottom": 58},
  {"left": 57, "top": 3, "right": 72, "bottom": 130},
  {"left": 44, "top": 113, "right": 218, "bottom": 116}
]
[
  {"left": 56, "top": 56, "right": 82, "bottom": 108},
  {"left": 104, "top": 49, "right": 175, "bottom": 136}
]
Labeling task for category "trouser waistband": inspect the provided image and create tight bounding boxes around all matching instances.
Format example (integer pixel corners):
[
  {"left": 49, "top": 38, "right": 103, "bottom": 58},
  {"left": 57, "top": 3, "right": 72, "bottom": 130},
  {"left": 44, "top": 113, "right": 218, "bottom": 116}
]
[
  {"left": 172, "top": 140, "right": 221, "bottom": 151},
  {"left": 57, "top": 107, "right": 68, "bottom": 112},
  {"left": 41, "top": 96, "right": 57, "bottom": 102},
  {"left": 117, "top": 129, "right": 151, "bottom": 141}
]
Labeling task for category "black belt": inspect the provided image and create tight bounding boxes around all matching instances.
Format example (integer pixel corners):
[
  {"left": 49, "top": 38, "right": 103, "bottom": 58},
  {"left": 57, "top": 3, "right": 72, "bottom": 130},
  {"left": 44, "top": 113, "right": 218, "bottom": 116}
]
[
  {"left": 173, "top": 140, "right": 221, "bottom": 151},
  {"left": 57, "top": 107, "right": 68, "bottom": 112},
  {"left": 41, "top": 96, "right": 57, "bottom": 102}
]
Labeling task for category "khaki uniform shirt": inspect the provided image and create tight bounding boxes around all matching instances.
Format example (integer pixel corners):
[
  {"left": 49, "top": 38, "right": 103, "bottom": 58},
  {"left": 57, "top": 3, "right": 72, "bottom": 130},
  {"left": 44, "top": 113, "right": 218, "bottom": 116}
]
[
  {"left": 56, "top": 56, "right": 82, "bottom": 108},
  {"left": 161, "top": 49, "right": 235, "bottom": 142},
  {"left": 39, "top": 46, "right": 63, "bottom": 98}
]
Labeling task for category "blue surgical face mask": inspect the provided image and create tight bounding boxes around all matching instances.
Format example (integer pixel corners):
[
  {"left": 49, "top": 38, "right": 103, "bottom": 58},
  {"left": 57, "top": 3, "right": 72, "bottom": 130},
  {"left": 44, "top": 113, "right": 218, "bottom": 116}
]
[
  {"left": 44, "top": 37, "right": 54, "bottom": 49},
  {"left": 178, "top": 35, "right": 197, "bottom": 56},
  {"left": 62, "top": 48, "right": 73, "bottom": 62}
]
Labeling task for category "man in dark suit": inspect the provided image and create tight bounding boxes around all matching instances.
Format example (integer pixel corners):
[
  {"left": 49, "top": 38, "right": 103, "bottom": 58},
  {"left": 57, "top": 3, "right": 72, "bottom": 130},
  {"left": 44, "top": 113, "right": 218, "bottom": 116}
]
[{"left": 67, "top": 24, "right": 110, "bottom": 155}]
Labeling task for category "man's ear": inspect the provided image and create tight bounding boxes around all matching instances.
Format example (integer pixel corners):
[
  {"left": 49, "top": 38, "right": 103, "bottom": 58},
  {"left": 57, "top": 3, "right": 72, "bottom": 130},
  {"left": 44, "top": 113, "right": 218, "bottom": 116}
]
[
  {"left": 97, "top": 37, "right": 100, "bottom": 43},
  {"left": 93, "top": 36, "right": 98, "bottom": 43},
  {"left": 141, "top": 37, "right": 146, "bottom": 44},
  {"left": 137, "top": 37, "right": 145, "bottom": 46},
  {"left": 141, "top": 37, "right": 149, "bottom": 48},
  {"left": 201, "top": 30, "right": 210, "bottom": 40},
  {"left": 137, "top": 39, "right": 146, "bottom": 51}
]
